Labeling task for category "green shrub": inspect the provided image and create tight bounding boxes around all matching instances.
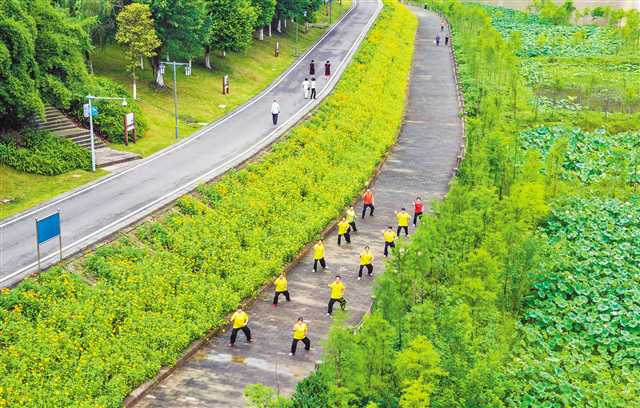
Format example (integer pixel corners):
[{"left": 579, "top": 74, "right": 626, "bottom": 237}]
[{"left": 0, "top": 128, "right": 90, "bottom": 175}]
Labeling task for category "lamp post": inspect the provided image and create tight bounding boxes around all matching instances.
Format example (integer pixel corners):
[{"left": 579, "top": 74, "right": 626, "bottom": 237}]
[
  {"left": 159, "top": 60, "right": 192, "bottom": 140},
  {"left": 295, "top": 11, "right": 307, "bottom": 56},
  {"left": 86, "top": 95, "right": 127, "bottom": 172}
]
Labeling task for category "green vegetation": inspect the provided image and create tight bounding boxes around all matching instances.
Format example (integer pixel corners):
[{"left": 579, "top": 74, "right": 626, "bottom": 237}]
[
  {"left": 279, "top": 1, "right": 640, "bottom": 407},
  {"left": 0, "top": 1, "right": 416, "bottom": 406},
  {"left": 0, "top": 129, "right": 90, "bottom": 175}
]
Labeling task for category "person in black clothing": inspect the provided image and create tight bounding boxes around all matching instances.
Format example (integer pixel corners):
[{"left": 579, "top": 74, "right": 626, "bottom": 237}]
[
  {"left": 310, "top": 77, "right": 317, "bottom": 99},
  {"left": 445, "top": 35, "right": 449, "bottom": 46},
  {"left": 310, "top": 59, "right": 315, "bottom": 76},
  {"left": 324, "top": 60, "right": 331, "bottom": 77}
]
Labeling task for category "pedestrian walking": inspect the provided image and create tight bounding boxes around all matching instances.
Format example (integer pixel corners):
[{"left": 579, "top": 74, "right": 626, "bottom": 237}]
[
  {"left": 395, "top": 208, "right": 411, "bottom": 237},
  {"left": 310, "top": 78, "right": 317, "bottom": 99},
  {"left": 324, "top": 60, "right": 331, "bottom": 77},
  {"left": 346, "top": 206, "right": 357, "bottom": 232},
  {"left": 303, "top": 78, "right": 310, "bottom": 99},
  {"left": 337, "top": 217, "right": 351, "bottom": 246},
  {"left": 436, "top": 33, "right": 441, "bottom": 46},
  {"left": 289, "top": 317, "right": 311, "bottom": 356},
  {"left": 228, "top": 307, "right": 252, "bottom": 346},
  {"left": 313, "top": 239, "right": 327, "bottom": 272},
  {"left": 361, "top": 189, "right": 375, "bottom": 219},
  {"left": 358, "top": 245, "right": 374, "bottom": 280},
  {"left": 309, "top": 59, "right": 316, "bottom": 76},
  {"left": 441, "top": 21, "right": 445, "bottom": 31},
  {"left": 327, "top": 275, "right": 346, "bottom": 315},
  {"left": 272, "top": 273, "right": 290, "bottom": 306},
  {"left": 271, "top": 98, "right": 280, "bottom": 125},
  {"left": 413, "top": 196, "right": 424, "bottom": 226},
  {"left": 383, "top": 226, "right": 397, "bottom": 257},
  {"left": 445, "top": 34, "right": 449, "bottom": 46}
]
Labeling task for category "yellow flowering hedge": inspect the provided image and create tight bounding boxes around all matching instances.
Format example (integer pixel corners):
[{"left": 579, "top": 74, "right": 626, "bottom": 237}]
[{"left": 0, "top": 2, "right": 417, "bottom": 406}]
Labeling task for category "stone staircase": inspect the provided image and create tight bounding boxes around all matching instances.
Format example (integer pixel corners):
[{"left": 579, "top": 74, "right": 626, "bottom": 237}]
[
  {"left": 37, "top": 106, "right": 106, "bottom": 149},
  {"left": 36, "top": 106, "right": 141, "bottom": 168}
]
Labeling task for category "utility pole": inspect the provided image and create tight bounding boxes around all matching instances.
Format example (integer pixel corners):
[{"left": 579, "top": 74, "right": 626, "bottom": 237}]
[{"left": 159, "top": 60, "right": 192, "bottom": 140}]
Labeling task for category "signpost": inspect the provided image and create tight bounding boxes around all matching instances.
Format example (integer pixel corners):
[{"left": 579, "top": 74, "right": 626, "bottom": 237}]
[
  {"left": 222, "top": 75, "right": 230, "bottom": 95},
  {"left": 275, "top": 41, "right": 280, "bottom": 57},
  {"left": 35, "top": 211, "right": 62, "bottom": 270},
  {"left": 123, "top": 112, "right": 136, "bottom": 145}
]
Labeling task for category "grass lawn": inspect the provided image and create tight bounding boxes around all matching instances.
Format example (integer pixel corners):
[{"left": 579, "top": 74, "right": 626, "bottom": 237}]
[
  {"left": 0, "top": 165, "right": 106, "bottom": 220},
  {"left": 93, "top": 0, "right": 352, "bottom": 157},
  {"left": 0, "top": 1, "right": 351, "bottom": 220}
]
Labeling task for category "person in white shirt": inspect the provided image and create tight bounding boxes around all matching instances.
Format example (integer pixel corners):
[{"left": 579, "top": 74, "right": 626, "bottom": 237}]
[
  {"left": 310, "top": 78, "right": 317, "bottom": 100},
  {"left": 303, "top": 78, "right": 310, "bottom": 99},
  {"left": 271, "top": 99, "right": 280, "bottom": 125}
]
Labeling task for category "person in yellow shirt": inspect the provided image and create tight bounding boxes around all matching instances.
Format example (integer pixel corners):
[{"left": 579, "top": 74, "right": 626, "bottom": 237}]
[
  {"left": 346, "top": 206, "right": 357, "bottom": 232},
  {"left": 395, "top": 207, "right": 411, "bottom": 237},
  {"left": 337, "top": 217, "right": 351, "bottom": 246},
  {"left": 289, "top": 316, "right": 311, "bottom": 356},
  {"left": 228, "top": 307, "right": 252, "bottom": 346},
  {"left": 383, "top": 226, "right": 397, "bottom": 257},
  {"left": 313, "top": 239, "right": 327, "bottom": 272},
  {"left": 358, "top": 245, "right": 374, "bottom": 280},
  {"left": 327, "top": 275, "right": 346, "bottom": 315},
  {"left": 272, "top": 273, "right": 290, "bottom": 306}
]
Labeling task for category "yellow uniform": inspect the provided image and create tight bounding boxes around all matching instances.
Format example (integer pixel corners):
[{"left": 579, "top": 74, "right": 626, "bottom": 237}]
[
  {"left": 338, "top": 220, "right": 349, "bottom": 235},
  {"left": 396, "top": 211, "right": 411, "bottom": 227},
  {"left": 313, "top": 243, "right": 325, "bottom": 260},
  {"left": 231, "top": 311, "right": 248, "bottom": 329},
  {"left": 328, "top": 281, "right": 345, "bottom": 299},
  {"left": 384, "top": 229, "right": 396, "bottom": 243},
  {"left": 293, "top": 322, "right": 308, "bottom": 340},
  {"left": 346, "top": 208, "right": 356, "bottom": 223},
  {"left": 360, "top": 250, "right": 374, "bottom": 265},
  {"left": 275, "top": 276, "right": 288, "bottom": 292}
]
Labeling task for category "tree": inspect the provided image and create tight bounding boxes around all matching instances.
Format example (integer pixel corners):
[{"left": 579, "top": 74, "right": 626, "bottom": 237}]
[
  {"left": 142, "top": 0, "right": 205, "bottom": 87},
  {"left": 203, "top": 0, "right": 256, "bottom": 69},
  {"left": 395, "top": 336, "right": 447, "bottom": 408},
  {"left": 115, "top": 3, "right": 160, "bottom": 99},
  {"left": 252, "top": 0, "right": 275, "bottom": 40}
]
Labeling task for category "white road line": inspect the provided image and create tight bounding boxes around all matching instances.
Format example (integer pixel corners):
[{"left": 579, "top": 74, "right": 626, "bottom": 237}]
[
  {"left": 0, "top": 0, "right": 383, "bottom": 285},
  {"left": 0, "top": 1, "right": 356, "bottom": 229}
]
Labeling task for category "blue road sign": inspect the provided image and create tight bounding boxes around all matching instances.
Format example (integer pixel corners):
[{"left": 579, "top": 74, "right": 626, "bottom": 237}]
[
  {"left": 36, "top": 213, "right": 61, "bottom": 244},
  {"left": 91, "top": 106, "right": 98, "bottom": 117}
]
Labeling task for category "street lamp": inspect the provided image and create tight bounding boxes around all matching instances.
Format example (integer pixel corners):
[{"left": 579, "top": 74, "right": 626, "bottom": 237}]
[
  {"left": 159, "top": 60, "right": 192, "bottom": 140},
  {"left": 86, "top": 95, "right": 127, "bottom": 172}
]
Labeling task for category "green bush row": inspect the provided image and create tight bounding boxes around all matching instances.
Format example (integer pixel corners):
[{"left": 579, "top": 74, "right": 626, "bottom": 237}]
[
  {"left": 0, "top": 1, "right": 416, "bottom": 406},
  {"left": 0, "top": 128, "right": 91, "bottom": 175}
]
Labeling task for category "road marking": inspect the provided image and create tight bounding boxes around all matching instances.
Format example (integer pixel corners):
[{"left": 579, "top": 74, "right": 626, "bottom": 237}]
[{"left": 0, "top": 0, "right": 383, "bottom": 285}]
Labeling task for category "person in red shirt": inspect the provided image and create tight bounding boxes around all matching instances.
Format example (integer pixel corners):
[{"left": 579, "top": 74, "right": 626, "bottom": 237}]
[
  {"left": 413, "top": 196, "right": 424, "bottom": 226},
  {"left": 362, "top": 189, "right": 374, "bottom": 219}
]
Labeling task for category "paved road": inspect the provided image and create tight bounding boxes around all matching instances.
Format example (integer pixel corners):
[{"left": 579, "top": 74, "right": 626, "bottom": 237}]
[
  {"left": 134, "top": 6, "right": 462, "bottom": 407},
  {"left": 0, "top": 0, "right": 382, "bottom": 288}
]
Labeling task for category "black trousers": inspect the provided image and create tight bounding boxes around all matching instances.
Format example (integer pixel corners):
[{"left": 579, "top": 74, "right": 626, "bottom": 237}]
[
  {"left": 384, "top": 241, "right": 396, "bottom": 256},
  {"left": 273, "top": 290, "right": 290, "bottom": 304},
  {"left": 230, "top": 326, "right": 251, "bottom": 344},
  {"left": 397, "top": 225, "right": 409, "bottom": 237},
  {"left": 361, "top": 204, "right": 374, "bottom": 218},
  {"left": 445, "top": 37, "right": 449, "bottom": 45},
  {"left": 310, "top": 88, "right": 316, "bottom": 99},
  {"left": 291, "top": 337, "right": 311, "bottom": 354},
  {"left": 413, "top": 212, "right": 423, "bottom": 225},
  {"left": 349, "top": 221, "right": 357, "bottom": 232},
  {"left": 272, "top": 113, "right": 279, "bottom": 125},
  {"left": 358, "top": 264, "right": 373, "bottom": 278},
  {"left": 338, "top": 232, "right": 351, "bottom": 245},
  {"left": 313, "top": 258, "right": 326, "bottom": 271},
  {"left": 327, "top": 297, "right": 346, "bottom": 314}
]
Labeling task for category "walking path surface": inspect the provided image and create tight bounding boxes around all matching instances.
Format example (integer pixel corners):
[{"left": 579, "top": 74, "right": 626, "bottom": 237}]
[
  {"left": 135, "top": 6, "right": 462, "bottom": 407},
  {"left": 0, "top": 0, "right": 380, "bottom": 288}
]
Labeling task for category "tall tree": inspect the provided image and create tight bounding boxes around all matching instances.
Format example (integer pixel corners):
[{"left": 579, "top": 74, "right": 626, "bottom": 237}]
[
  {"left": 115, "top": 3, "right": 160, "bottom": 99},
  {"left": 203, "top": 0, "right": 256, "bottom": 70},
  {"left": 141, "top": 0, "right": 205, "bottom": 87},
  {"left": 251, "top": 0, "right": 275, "bottom": 40}
]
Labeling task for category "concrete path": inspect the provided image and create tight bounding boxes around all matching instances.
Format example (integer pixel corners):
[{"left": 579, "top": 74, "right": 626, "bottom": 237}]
[
  {"left": 135, "top": 6, "right": 462, "bottom": 407},
  {"left": 0, "top": 0, "right": 381, "bottom": 287}
]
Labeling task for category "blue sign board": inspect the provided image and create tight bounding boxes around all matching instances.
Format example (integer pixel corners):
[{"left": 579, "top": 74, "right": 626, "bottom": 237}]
[
  {"left": 91, "top": 106, "right": 98, "bottom": 117},
  {"left": 36, "top": 212, "right": 61, "bottom": 244}
]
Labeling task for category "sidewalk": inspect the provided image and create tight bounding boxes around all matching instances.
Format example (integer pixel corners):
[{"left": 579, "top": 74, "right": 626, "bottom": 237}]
[{"left": 135, "top": 6, "right": 461, "bottom": 407}]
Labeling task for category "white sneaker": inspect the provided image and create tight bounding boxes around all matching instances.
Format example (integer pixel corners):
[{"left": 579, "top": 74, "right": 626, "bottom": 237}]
[
  {"left": 357, "top": 277, "right": 361, "bottom": 280},
  {"left": 289, "top": 353, "right": 294, "bottom": 356}
]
